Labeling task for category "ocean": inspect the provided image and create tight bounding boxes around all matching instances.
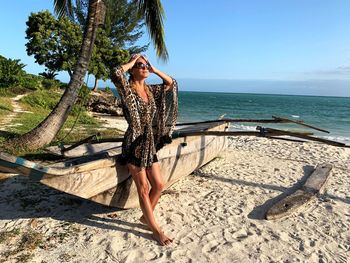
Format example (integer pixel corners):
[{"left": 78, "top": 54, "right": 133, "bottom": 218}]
[
  {"left": 111, "top": 88, "right": 350, "bottom": 144},
  {"left": 177, "top": 92, "right": 350, "bottom": 144}
]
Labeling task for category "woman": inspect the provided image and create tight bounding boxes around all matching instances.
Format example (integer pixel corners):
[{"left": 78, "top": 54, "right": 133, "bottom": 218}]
[{"left": 111, "top": 54, "right": 178, "bottom": 246}]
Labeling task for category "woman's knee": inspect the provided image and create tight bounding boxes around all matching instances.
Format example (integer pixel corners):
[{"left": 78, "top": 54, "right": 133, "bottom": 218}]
[
  {"left": 146, "top": 168, "right": 164, "bottom": 192},
  {"left": 128, "top": 165, "right": 150, "bottom": 197},
  {"left": 154, "top": 180, "right": 164, "bottom": 192},
  {"left": 138, "top": 182, "right": 150, "bottom": 198}
]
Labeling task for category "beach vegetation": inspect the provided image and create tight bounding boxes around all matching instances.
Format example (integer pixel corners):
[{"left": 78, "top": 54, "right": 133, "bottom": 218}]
[
  {"left": 0, "top": 55, "right": 26, "bottom": 87},
  {"left": 19, "top": 230, "right": 44, "bottom": 251},
  {"left": 0, "top": 81, "right": 121, "bottom": 155},
  {"left": 0, "top": 228, "right": 44, "bottom": 262},
  {"left": 0, "top": 54, "right": 60, "bottom": 92},
  {"left": 0, "top": 228, "right": 20, "bottom": 244},
  {"left": 16, "top": 253, "right": 34, "bottom": 263},
  {"left": 19, "top": 74, "right": 44, "bottom": 91},
  {"left": 26, "top": 11, "right": 82, "bottom": 79},
  {"left": 0, "top": 96, "right": 13, "bottom": 118},
  {"left": 25, "top": 1, "right": 147, "bottom": 91},
  {"left": 5, "top": 0, "right": 168, "bottom": 152},
  {"left": 39, "top": 69, "right": 58, "bottom": 80},
  {"left": 21, "top": 89, "right": 62, "bottom": 110}
]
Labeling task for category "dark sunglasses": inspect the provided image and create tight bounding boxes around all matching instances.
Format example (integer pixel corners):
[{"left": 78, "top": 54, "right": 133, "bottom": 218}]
[{"left": 132, "top": 62, "right": 151, "bottom": 70}]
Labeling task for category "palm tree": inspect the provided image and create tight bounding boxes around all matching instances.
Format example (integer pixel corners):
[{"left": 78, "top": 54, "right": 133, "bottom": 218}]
[{"left": 7, "top": 0, "right": 168, "bottom": 151}]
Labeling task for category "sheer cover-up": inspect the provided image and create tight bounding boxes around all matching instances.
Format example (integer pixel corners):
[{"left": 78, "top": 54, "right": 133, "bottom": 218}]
[{"left": 111, "top": 66, "right": 178, "bottom": 168}]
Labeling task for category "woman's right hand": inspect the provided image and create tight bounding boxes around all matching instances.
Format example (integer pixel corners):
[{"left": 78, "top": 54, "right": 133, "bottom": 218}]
[{"left": 121, "top": 54, "right": 141, "bottom": 72}]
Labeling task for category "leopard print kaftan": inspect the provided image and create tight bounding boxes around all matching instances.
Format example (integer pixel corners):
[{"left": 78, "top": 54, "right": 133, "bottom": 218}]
[{"left": 111, "top": 66, "right": 178, "bottom": 168}]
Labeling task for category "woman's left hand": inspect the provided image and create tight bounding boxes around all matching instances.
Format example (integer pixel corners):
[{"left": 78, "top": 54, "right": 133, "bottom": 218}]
[
  {"left": 141, "top": 55, "right": 157, "bottom": 74},
  {"left": 141, "top": 54, "right": 173, "bottom": 88}
]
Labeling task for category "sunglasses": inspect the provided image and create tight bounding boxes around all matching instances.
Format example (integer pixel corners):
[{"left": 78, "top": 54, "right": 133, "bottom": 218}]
[{"left": 132, "top": 62, "right": 151, "bottom": 70}]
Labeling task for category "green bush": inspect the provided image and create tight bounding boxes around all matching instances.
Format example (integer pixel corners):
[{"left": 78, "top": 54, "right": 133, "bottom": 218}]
[
  {"left": 19, "top": 74, "right": 43, "bottom": 90},
  {"left": 59, "top": 82, "right": 69, "bottom": 89},
  {"left": 80, "top": 84, "right": 91, "bottom": 99},
  {"left": 42, "top": 78, "right": 59, "bottom": 89},
  {"left": 104, "top": 86, "right": 112, "bottom": 94},
  {"left": 76, "top": 111, "right": 97, "bottom": 124},
  {"left": 0, "top": 87, "right": 14, "bottom": 97},
  {"left": 6, "top": 86, "right": 28, "bottom": 95},
  {"left": 0, "top": 55, "right": 26, "bottom": 87}
]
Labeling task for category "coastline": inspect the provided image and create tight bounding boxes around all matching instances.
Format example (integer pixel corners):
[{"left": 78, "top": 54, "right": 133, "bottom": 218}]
[{"left": 1, "top": 118, "right": 349, "bottom": 262}]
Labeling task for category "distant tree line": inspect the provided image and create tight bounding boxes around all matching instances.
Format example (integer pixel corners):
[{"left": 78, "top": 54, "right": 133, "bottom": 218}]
[{"left": 0, "top": 54, "right": 59, "bottom": 91}]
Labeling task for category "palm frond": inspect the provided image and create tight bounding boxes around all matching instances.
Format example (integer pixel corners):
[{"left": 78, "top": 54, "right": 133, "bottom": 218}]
[
  {"left": 138, "top": 0, "right": 168, "bottom": 61},
  {"left": 53, "top": 0, "right": 74, "bottom": 19}
]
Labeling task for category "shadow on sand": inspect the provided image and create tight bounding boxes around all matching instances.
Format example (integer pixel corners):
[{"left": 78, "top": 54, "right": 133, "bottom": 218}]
[
  {"left": 0, "top": 175, "right": 153, "bottom": 241},
  {"left": 194, "top": 164, "right": 349, "bottom": 220},
  {"left": 0, "top": 130, "right": 18, "bottom": 140}
]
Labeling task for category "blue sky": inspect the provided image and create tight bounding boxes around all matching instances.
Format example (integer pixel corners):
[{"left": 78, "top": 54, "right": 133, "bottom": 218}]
[{"left": 1, "top": 0, "right": 349, "bottom": 96}]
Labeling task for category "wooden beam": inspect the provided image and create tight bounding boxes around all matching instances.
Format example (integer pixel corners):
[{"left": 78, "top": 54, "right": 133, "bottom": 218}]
[
  {"left": 265, "top": 163, "right": 332, "bottom": 220},
  {"left": 272, "top": 116, "right": 330, "bottom": 133}
]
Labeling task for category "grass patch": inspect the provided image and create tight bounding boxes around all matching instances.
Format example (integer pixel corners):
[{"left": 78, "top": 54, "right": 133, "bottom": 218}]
[
  {"left": 0, "top": 87, "right": 15, "bottom": 97},
  {"left": 0, "top": 86, "right": 30, "bottom": 96},
  {"left": 9, "top": 88, "right": 99, "bottom": 137},
  {"left": 0, "top": 97, "right": 13, "bottom": 118},
  {"left": 0, "top": 89, "right": 15, "bottom": 119},
  {"left": 0, "top": 228, "right": 20, "bottom": 243},
  {"left": 16, "top": 253, "right": 33, "bottom": 262},
  {"left": 0, "top": 87, "right": 124, "bottom": 156},
  {"left": 0, "top": 229, "right": 44, "bottom": 262},
  {"left": 20, "top": 89, "right": 61, "bottom": 110},
  {"left": 19, "top": 230, "right": 44, "bottom": 251}
]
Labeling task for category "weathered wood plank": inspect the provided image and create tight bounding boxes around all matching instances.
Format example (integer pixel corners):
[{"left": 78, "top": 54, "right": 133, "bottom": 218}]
[
  {"left": 303, "top": 163, "right": 332, "bottom": 194},
  {"left": 265, "top": 163, "right": 332, "bottom": 220}
]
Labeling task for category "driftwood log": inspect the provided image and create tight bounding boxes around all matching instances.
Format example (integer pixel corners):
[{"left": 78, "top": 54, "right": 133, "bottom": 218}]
[{"left": 265, "top": 163, "right": 332, "bottom": 220}]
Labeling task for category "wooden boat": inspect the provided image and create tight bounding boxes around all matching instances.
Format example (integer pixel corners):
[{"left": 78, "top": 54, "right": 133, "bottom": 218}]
[
  {"left": 46, "top": 141, "right": 123, "bottom": 158},
  {"left": 0, "top": 121, "right": 229, "bottom": 209}
]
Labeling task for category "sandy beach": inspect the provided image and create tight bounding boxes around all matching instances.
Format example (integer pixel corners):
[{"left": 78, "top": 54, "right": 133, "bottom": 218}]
[{"left": 0, "top": 134, "right": 349, "bottom": 262}]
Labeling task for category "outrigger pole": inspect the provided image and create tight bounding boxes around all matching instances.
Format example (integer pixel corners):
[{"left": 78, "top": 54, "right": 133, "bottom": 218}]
[
  {"left": 175, "top": 115, "right": 329, "bottom": 133},
  {"left": 58, "top": 116, "right": 348, "bottom": 154}
]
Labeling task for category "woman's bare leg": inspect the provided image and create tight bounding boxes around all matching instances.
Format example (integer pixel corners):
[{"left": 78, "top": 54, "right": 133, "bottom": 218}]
[
  {"left": 147, "top": 162, "right": 164, "bottom": 210},
  {"left": 128, "top": 163, "right": 172, "bottom": 246},
  {"left": 139, "top": 162, "right": 164, "bottom": 224}
]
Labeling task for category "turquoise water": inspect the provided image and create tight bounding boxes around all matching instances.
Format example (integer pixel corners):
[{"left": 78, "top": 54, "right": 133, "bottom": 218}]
[
  {"left": 111, "top": 88, "right": 350, "bottom": 143},
  {"left": 178, "top": 92, "right": 350, "bottom": 143}
]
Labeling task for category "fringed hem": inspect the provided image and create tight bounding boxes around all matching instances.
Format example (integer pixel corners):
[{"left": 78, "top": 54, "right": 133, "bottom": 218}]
[{"left": 118, "top": 154, "right": 158, "bottom": 168}]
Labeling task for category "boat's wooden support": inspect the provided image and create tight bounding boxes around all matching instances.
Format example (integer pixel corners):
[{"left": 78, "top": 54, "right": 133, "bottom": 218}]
[
  {"left": 272, "top": 116, "right": 329, "bottom": 133},
  {"left": 260, "top": 127, "right": 346, "bottom": 147},
  {"left": 61, "top": 134, "right": 100, "bottom": 153},
  {"left": 265, "top": 163, "right": 332, "bottom": 220},
  {"left": 175, "top": 117, "right": 299, "bottom": 127}
]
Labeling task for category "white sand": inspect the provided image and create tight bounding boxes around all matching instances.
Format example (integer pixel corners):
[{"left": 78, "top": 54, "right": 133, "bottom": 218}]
[
  {"left": 0, "top": 137, "right": 349, "bottom": 262},
  {"left": 88, "top": 112, "right": 128, "bottom": 132}
]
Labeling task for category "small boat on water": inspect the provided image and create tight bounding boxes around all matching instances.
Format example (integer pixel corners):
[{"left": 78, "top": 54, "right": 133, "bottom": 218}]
[{"left": 0, "top": 121, "right": 229, "bottom": 208}]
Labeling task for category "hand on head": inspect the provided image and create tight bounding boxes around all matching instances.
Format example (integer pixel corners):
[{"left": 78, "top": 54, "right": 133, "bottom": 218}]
[{"left": 129, "top": 54, "right": 155, "bottom": 73}]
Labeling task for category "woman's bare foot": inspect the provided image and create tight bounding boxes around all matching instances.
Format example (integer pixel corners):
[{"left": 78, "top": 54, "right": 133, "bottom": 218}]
[{"left": 152, "top": 230, "right": 173, "bottom": 246}]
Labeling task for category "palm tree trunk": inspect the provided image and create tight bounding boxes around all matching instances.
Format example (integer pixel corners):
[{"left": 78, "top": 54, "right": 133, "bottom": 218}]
[
  {"left": 7, "top": 0, "right": 106, "bottom": 151},
  {"left": 92, "top": 78, "right": 99, "bottom": 91}
]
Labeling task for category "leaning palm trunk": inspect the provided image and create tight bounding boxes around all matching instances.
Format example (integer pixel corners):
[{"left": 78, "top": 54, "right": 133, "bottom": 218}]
[{"left": 7, "top": 0, "right": 106, "bottom": 151}]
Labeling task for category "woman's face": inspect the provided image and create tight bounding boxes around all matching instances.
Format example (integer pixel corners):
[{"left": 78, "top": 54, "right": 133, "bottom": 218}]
[{"left": 130, "top": 58, "right": 150, "bottom": 80}]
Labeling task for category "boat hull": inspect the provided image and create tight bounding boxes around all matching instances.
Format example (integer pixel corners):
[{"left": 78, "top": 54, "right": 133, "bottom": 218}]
[{"left": 0, "top": 122, "right": 228, "bottom": 208}]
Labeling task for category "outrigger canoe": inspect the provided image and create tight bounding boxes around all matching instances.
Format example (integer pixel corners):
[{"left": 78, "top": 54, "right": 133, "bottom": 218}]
[{"left": 0, "top": 121, "right": 229, "bottom": 209}]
